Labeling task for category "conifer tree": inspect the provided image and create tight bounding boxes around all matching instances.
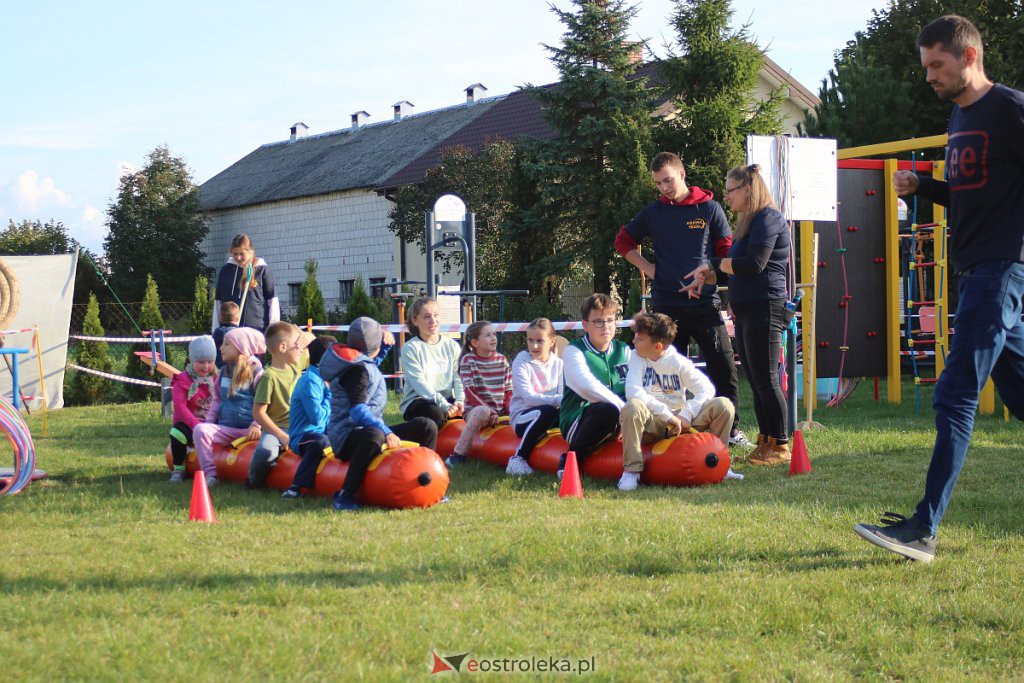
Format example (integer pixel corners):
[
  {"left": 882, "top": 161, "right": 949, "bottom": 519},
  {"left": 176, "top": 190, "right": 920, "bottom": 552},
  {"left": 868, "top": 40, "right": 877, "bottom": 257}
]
[
  {"left": 72, "top": 292, "right": 114, "bottom": 405},
  {"left": 342, "top": 276, "right": 386, "bottom": 324},
  {"left": 189, "top": 274, "right": 213, "bottom": 334},
  {"left": 655, "top": 0, "right": 783, "bottom": 196},
  {"left": 126, "top": 274, "right": 164, "bottom": 400},
  {"left": 294, "top": 259, "right": 327, "bottom": 326},
  {"left": 524, "top": 0, "right": 653, "bottom": 295}
]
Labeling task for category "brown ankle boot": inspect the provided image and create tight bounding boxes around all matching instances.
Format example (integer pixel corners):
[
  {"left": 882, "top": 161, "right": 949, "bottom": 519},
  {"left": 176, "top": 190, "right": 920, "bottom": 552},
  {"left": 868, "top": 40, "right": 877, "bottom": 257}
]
[
  {"left": 749, "top": 436, "right": 790, "bottom": 465},
  {"left": 745, "top": 433, "right": 767, "bottom": 461}
]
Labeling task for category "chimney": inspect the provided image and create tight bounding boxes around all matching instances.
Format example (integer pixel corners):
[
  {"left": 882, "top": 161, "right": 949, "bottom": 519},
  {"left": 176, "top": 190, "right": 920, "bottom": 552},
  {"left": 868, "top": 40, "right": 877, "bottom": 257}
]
[
  {"left": 350, "top": 111, "right": 370, "bottom": 129},
  {"left": 392, "top": 100, "right": 414, "bottom": 121},
  {"left": 289, "top": 122, "right": 309, "bottom": 142},
  {"left": 465, "top": 83, "right": 488, "bottom": 103},
  {"left": 623, "top": 40, "right": 644, "bottom": 65}
]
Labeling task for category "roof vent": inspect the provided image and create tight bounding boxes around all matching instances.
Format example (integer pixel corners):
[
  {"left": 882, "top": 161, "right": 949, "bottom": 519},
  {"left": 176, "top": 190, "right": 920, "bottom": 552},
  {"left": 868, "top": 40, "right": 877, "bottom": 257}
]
[
  {"left": 392, "top": 100, "right": 414, "bottom": 121},
  {"left": 350, "top": 111, "right": 370, "bottom": 129},
  {"left": 289, "top": 122, "right": 309, "bottom": 142},
  {"left": 465, "top": 83, "right": 488, "bottom": 103}
]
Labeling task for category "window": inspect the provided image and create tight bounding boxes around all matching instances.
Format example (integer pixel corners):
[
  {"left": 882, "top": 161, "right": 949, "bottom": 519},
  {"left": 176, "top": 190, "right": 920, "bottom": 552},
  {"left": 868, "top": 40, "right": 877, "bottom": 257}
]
[
  {"left": 288, "top": 282, "right": 301, "bottom": 303},
  {"left": 339, "top": 279, "right": 354, "bottom": 304},
  {"left": 369, "top": 277, "right": 388, "bottom": 297}
]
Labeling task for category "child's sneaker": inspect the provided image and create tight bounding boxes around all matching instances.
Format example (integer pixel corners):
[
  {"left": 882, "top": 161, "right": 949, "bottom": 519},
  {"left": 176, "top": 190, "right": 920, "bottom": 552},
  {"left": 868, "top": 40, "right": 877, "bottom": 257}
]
[
  {"left": 169, "top": 469, "right": 185, "bottom": 482},
  {"left": 724, "top": 468, "right": 745, "bottom": 481},
  {"left": 444, "top": 453, "right": 468, "bottom": 468},
  {"left": 505, "top": 455, "right": 534, "bottom": 476},
  {"left": 617, "top": 471, "right": 640, "bottom": 491},
  {"left": 729, "top": 429, "right": 754, "bottom": 448},
  {"left": 206, "top": 476, "right": 219, "bottom": 487},
  {"left": 331, "top": 491, "right": 360, "bottom": 512},
  {"left": 281, "top": 486, "right": 301, "bottom": 500}
]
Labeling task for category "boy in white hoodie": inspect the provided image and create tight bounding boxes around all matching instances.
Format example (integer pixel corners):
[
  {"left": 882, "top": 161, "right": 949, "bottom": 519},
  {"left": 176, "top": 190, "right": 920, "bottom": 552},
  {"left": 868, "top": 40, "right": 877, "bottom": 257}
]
[{"left": 618, "top": 312, "right": 735, "bottom": 491}]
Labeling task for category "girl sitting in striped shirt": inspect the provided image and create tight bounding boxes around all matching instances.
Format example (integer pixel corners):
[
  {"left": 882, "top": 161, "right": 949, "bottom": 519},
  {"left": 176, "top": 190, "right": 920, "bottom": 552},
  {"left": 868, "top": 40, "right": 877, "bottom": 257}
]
[{"left": 446, "top": 321, "right": 512, "bottom": 467}]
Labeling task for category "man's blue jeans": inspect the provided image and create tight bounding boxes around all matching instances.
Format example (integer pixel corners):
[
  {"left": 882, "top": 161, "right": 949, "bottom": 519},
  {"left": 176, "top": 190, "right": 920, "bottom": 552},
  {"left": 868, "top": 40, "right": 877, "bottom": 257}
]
[{"left": 915, "top": 260, "right": 1024, "bottom": 533}]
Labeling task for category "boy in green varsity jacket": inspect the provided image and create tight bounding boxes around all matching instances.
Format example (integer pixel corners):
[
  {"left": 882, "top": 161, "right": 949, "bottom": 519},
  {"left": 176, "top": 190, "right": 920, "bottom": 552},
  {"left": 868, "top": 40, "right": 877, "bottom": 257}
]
[{"left": 558, "top": 293, "right": 631, "bottom": 479}]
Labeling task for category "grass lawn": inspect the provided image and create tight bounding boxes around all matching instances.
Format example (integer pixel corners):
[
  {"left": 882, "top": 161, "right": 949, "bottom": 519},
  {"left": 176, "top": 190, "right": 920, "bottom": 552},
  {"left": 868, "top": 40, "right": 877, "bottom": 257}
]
[{"left": 2, "top": 383, "right": 1023, "bottom": 681}]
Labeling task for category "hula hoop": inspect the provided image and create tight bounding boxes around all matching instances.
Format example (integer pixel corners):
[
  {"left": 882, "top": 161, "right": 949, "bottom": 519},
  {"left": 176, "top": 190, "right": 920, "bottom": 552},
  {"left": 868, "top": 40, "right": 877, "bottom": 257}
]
[{"left": 0, "top": 393, "right": 36, "bottom": 495}]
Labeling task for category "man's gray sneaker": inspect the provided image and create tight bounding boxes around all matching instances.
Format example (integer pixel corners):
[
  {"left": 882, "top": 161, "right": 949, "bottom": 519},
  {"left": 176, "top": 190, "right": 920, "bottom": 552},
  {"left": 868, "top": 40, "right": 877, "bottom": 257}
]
[{"left": 854, "top": 512, "right": 936, "bottom": 563}]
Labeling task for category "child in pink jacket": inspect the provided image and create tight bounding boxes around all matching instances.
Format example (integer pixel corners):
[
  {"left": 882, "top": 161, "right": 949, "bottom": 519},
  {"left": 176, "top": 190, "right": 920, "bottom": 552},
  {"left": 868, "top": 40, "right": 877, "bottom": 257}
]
[{"left": 168, "top": 336, "right": 218, "bottom": 482}]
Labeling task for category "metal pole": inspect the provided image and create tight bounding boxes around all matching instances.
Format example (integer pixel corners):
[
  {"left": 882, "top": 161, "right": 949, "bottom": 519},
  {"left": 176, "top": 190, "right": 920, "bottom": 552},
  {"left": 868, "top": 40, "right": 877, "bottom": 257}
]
[
  {"left": 466, "top": 213, "right": 477, "bottom": 319},
  {"left": 425, "top": 210, "right": 436, "bottom": 298}
]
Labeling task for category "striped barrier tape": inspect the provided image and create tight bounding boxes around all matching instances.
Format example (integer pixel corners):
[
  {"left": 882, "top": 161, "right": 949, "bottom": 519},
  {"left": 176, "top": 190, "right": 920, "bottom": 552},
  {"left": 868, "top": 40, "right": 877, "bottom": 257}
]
[
  {"left": 70, "top": 320, "right": 632, "bottom": 342},
  {"left": 311, "top": 320, "right": 633, "bottom": 334},
  {"left": 0, "top": 327, "right": 36, "bottom": 336},
  {"left": 70, "top": 334, "right": 200, "bottom": 343},
  {"left": 66, "top": 363, "right": 161, "bottom": 387}
]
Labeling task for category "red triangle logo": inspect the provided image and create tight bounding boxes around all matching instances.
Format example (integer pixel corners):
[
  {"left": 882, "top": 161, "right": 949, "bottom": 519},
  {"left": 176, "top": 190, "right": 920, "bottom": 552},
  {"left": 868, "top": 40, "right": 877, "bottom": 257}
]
[{"left": 431, "top": 651, "right": 455, "bottom": 674}]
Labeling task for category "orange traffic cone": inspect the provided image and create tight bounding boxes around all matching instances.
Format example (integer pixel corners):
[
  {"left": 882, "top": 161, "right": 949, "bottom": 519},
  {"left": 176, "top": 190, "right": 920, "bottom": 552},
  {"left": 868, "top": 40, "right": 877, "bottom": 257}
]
[
  {"left": 789, "top": 430, "right": 811, "bottom": 476},
  {"left": 559, "top": 451, "right": 584, "bottom": 498},
  {"left": 188, "top": 470, "right": 217, "bottom": 523}
]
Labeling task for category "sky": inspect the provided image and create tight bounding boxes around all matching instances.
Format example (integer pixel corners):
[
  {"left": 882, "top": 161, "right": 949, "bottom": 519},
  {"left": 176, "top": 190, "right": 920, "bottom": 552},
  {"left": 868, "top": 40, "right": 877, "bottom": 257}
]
[{"left": 0, "top": 0, "right": 888, "bottom": 253}]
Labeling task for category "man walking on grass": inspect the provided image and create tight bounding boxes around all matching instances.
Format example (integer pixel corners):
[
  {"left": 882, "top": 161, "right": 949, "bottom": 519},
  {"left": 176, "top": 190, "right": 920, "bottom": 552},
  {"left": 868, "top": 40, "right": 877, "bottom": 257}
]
[{"left": 855, "top": 15, "right": 1024, "bottom": 563}]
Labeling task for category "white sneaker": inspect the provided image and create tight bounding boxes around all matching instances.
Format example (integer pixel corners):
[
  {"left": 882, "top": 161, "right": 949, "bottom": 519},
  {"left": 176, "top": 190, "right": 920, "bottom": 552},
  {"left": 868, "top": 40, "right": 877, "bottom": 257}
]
[
  {"left": 729, "top": 430, "right": 754, "bottom": 448},
  {"left": 556, "top": 469, "right": 564, "bottom": 481},
  {"left": 505, "top": 455, "right": 534, "bottom": 476},
  {"left": 724, "top": 468, "right": 745, "bottom": 481},
  {"left": 617, "top": 471, "right": 640, "bottom": 491}
]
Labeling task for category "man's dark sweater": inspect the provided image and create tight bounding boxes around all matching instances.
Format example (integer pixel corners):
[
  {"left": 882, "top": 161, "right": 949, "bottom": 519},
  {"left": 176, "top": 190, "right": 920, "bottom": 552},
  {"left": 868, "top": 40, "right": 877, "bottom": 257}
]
[{"left": 915, "top": 83, "right": 1024, "bottom": 273}]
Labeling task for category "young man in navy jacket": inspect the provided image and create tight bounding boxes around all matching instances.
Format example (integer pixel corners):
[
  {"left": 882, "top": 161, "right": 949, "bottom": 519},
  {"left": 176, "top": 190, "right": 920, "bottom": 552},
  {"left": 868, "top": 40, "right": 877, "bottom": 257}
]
[{"left": 616, "top": 151, "right": 747, "bottom": 447}]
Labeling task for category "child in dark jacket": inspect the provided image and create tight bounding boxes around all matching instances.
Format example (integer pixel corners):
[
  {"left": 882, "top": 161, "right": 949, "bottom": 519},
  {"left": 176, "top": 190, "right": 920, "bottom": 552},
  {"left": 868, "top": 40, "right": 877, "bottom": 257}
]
[
  {"left": 212, "top": 301, "right": 240, "bottom": 369},
  {"left": 282, "top": 336, "right": 336, "bottom": 499},
  {"left": 320, "top": 317, "right": 438, "bottom": 511},
  {"left": 168, "top": 336, "right": 218, "bottom": 482}
]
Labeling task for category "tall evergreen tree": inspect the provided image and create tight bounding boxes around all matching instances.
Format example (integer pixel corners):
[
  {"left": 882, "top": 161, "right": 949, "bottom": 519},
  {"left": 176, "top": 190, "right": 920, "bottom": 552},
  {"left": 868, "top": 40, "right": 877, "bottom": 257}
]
[
  {"left": 655, "top": 0, "right": 784, "bottom": 195},
  {"left": 189, "top": 274, "right": 213, "bottom": 334},
  {"left": 523, "top": 0, "right": 654, "bottom": 295},
  {"left": 802, "top": 0, "right": 1024, "bottom": 147},
  {"left": 125, "top": 275, "right": 164, "bottom": 400},
  {"left": 71, "top": 292, "right": 114, "bottom": 405},
  {"left": 104, "top": 145, "right": 209, "bottom": 302},
  {"left": 294, "top": 259, "right": 327, "bottom": 326}
]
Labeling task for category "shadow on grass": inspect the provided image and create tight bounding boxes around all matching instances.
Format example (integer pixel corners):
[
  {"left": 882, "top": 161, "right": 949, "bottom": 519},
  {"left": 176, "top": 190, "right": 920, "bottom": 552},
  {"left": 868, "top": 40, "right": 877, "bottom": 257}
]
[{"left": 0, "top": 546, "right": 893, "bottom": 597}]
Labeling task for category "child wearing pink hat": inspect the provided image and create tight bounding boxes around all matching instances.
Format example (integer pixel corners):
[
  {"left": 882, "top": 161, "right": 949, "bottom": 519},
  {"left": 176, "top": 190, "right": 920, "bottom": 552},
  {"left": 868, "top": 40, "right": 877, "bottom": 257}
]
[{"left": 192, "top": 327, "right": 267, "bottom": 485}]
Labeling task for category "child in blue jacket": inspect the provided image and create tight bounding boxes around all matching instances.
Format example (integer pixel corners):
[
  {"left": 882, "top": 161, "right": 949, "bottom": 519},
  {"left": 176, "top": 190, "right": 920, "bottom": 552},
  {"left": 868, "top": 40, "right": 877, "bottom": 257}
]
[
  {"left": 282, "top": 336, "right": 337, "bottom": 499},
  {"left": 320, "top": 317, "right": 437, "bottom": 511}
]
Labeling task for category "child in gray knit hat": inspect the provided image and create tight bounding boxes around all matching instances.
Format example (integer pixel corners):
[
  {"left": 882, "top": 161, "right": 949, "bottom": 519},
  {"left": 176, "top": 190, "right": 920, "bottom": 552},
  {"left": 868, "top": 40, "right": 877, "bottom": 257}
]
[{"left": 168, "top": 335, "right": 219, "bottom": 481}]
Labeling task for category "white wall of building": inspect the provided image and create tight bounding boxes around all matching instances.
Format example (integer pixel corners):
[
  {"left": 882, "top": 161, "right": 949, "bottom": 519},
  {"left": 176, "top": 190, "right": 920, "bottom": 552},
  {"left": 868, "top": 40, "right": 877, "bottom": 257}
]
[{"left": 201, "top": 189, "right": 399, "bottom": 315}]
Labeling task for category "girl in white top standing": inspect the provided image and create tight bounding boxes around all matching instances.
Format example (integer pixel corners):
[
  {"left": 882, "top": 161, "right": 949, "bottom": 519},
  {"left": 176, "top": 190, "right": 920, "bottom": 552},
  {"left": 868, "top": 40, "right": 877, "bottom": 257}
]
[{"left": 506, "top": 318, "right": 563, "bottom": 476}]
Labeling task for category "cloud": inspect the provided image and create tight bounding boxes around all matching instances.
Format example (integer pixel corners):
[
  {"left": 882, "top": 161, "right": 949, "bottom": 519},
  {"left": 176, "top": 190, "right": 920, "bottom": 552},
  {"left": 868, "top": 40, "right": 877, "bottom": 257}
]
[
  {"left": 14, "top": 170, "right": 73, "bottom": 213},
  {"left": 70, "top": 205, "right": 108, "bottom": 252},
  {"left": 1, "top": 170, "right": 107, "bottom": 251}
]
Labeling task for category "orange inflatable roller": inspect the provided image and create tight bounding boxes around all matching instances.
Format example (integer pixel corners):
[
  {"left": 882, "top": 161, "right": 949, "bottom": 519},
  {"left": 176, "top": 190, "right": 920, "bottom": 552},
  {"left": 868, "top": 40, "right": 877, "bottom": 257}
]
[
  {"left": 166, "top": 440, "right": 449, "bottom": 509},
  {"left": 437, "top": 419, "right": 729, "bottom": 487}
]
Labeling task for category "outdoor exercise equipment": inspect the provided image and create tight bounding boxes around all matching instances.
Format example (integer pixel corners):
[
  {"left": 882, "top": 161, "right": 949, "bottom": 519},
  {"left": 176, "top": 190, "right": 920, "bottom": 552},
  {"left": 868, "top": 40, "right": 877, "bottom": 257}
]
[
  {"left": 436, "top": 419, "right": 731, "bottom": 487},
  {"left": 166, "top": 440, "right": 449, "bottom": 509}
]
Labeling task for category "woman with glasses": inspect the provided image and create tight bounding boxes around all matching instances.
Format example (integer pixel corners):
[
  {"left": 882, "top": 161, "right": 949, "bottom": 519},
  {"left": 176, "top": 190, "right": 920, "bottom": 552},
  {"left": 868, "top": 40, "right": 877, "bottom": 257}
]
[{"left": 685, "top": 164, "right": 792, "bottom": 465}]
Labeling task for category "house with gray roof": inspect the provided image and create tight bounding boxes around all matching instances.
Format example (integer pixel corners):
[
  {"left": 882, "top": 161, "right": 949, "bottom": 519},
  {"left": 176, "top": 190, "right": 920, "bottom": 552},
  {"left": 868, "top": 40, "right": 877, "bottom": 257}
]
[
  {"left": 199, "top": 62, "right": 819, "bottom": 317},
  {"left": 198, "top": 92, "right": 502, "bottom": 315}
]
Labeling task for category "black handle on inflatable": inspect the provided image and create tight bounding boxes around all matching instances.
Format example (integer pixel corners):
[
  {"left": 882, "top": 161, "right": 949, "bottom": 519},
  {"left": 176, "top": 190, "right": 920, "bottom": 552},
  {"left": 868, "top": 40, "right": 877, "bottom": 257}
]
[
  {"left": 704, "top": 453, "right": 719, "bottom": 468},
  {"left": 417, "top": 472, "right": 432, "bottom": 486}
]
